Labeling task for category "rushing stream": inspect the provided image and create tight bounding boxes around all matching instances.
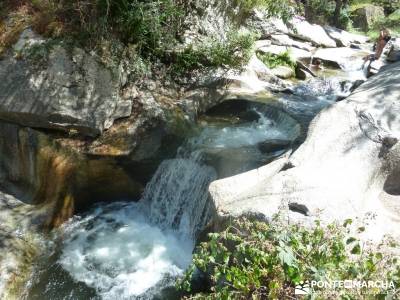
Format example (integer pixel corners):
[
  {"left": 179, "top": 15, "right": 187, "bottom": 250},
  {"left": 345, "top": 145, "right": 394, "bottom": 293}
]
[{"left": 23, "top": 60, "right": 364, "bottom": 299}]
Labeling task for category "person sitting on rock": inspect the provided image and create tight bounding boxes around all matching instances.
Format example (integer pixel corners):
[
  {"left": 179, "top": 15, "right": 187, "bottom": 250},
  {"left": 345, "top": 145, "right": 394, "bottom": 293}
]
[{"left": 363, "top": 28, "right": 391, "bottom": 64}]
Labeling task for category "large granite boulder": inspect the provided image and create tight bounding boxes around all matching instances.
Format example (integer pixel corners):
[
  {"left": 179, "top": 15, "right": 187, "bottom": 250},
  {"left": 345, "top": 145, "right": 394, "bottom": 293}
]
[
  {"left": 324, "top": 25, "right": 369, "bottom": 47},
  {"left": 0, "top": 30, "right": 132, "bottom": 137},
  {"left": 248, "top": 10, "right": 289, "bottom": 38},
  {"left": 313, "top": 47, "right": 370, "bottom": 69},
  {"left": 352, "top": 5, "right": 385, "bottom": 31},
  {"left": 270, "top": 34, "right": 315, "bottom": 52},
  {"left": 287, "top": 17, "right": 337, "bottom": 48},
  {"left": 209, "top": 61, "right": 400, "bottom": 242},
  {"left": 271, "top": 65, "right": 295, "bottom": 79},
  {"left": 257, "top": 44, "right": 312, "bottom": 61}
]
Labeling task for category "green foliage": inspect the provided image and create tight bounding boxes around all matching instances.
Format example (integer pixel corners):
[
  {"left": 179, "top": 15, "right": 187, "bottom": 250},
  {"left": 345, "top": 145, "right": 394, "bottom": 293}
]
[
  {"left": 372, "top": 0, "right": 400, "bottom": 14},
  {"left": 96, "top": 0, "right": 184, "bottom": 54},
  {"left": 256, "top": 50, "right": 297, "bottom": 71},
  {"left": 178, "top": 217, "right": 400, "bottom": 299},
  {"left": 372, "top": 9, "right": 400, "bottom": 30},
  {"left": 348, "top": 1, "right": 400, "bottom": 38},
  {"left": 305, "top": 0, "right": 351, "bottom": 29},
  {"left": 174, "top": 32, "right": 256, "bottom": 74},
  {"left": 349, "top": 0, "right": 400, "bottom": 14},
  {"left": 232, "top": 0, "right": 294, "bottom": 22},
  {"left": 28, "top": 0, "right": 184, "bottom": 55},
  {"left": 3, "top": 0, "right": 296, "bottom": 76}
]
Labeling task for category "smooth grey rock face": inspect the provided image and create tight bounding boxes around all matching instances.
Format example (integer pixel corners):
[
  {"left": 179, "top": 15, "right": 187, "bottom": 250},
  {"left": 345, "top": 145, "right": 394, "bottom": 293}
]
[
  {"left": 0, "top": 30, "right": 132, "bottom": 137},
  {"left": 324, "top": 25, "right": 369, "bottom": 47},
  {"left": 314, "top": 47, "right": 370, "bottom": 69},
  {"left": 270, "top": 34, "right": 315, "bottom": 52},
  {"left": 257, "top": 44, "right": 312, "bottom": 61},
  {"left": 209, "top": 61, "right": 400, "bottom": 242},
  {"left": 271, "top": 65, "right": 294, "bottom": 79},
  {"left": 248, "top": 10, "right": 289, "bottom": 38},
  {"left": 287, "top": 17, "right": 337, "bottom": 48}
]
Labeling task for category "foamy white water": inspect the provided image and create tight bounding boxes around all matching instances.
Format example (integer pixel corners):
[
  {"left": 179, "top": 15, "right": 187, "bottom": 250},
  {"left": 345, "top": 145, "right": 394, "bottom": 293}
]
[
  {"left": 59, "top": 202, "right": 193, "bottom": 299},
  {"left": 187, "top": 109, "right": 299, "bottom": 150},
  {"left": 142, "top": 159, "right": 217, "bottom": 237},
  {"left": 58, "top": 158, "right": 217, "bottom": 299}
]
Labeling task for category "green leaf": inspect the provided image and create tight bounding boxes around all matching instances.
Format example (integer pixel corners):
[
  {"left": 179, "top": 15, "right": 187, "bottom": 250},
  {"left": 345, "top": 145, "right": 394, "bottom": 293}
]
[
  {"left": 346, "top": 237, "right": 357, "bottom": 244},
  {"left": 351, "top": 244, "right": 361, "bottom": 255},
  {"left": 278, "top": 246, "right": 296, "bottom": 267},
  {"left": 343, "top": 219, "right": 353, "bottom": 227}
]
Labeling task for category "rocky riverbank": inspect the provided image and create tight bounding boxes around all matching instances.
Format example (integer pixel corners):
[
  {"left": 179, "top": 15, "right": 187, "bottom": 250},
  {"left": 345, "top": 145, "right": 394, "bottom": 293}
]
[
  {"left": 209, "top": 61, "right": 400, "bottom": 243},
  {"left": 0, "top": 2, "right": 399, "bottom": 298}
]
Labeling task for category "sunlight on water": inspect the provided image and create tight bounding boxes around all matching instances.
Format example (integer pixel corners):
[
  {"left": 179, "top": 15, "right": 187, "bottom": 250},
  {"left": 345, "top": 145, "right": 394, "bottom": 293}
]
[
  {"left": 59, "top": 202, "right": 193, "bottom": 299},
  {"left": 188, "top": 109, "right": 298, "bottom": 150}
]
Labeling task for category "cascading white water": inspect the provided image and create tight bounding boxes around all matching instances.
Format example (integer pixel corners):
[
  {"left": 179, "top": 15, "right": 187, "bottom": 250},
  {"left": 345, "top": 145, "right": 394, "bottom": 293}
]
[
  {"left": 57, "top": 158, "right": 217, "bottom": 299},
  {"left": 188, "top": 110, "right": 297, "bottom": 150},
  {"left": 59, "top": 202, "right": 194, "bottom": 299},
  {"left": 40, "top": 106, "right": 297, "bottom": 299},
  {"left": 339, "top": 57, "right": 369, "bottom": 80},
  {"left": 142, "top": 158, "right": 217, "bottom": 238}
]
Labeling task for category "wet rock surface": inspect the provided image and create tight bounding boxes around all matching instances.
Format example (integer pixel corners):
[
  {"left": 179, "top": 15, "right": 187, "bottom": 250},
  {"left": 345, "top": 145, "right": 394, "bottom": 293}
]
[{"left": 209, "top": 61, "right": 400, "bottom": 242}]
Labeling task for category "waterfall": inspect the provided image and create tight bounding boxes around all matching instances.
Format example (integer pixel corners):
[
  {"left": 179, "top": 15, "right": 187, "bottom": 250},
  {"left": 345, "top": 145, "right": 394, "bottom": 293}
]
[
  {"left": 50, "top": 154, "right": 217, "bottom": 299},
  {"left": 142, "top": 158, "right": 217, "bottom": 238},
  {"left": 26, "top": 105, "right": 298, "bottom": 299}
]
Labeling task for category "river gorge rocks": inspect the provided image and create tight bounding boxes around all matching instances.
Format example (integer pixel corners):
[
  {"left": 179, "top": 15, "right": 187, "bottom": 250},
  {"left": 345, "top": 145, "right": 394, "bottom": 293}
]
[
  {"left": 209, "top": 61, "right": 400, "bottom": 242},
  {"left": 0, "top": 121, "right": 145, "bottom": 298},
  {"left": 0, "top": 122, "right": 143, "bottom": 225},
  {"left": 387, "top": 38, "right": 400, "bottom": 62},
  {"left": 0, "top": 5, "right": 395, "bottom": 297},
  {"left": 0, "top": 29, "right": 132, "bottom": 137},
  {"left": 288, "top": 17, "right": 337, "bottom": 48},
  {"left": 313, "top": 47, "right": 370, "bottom": 69},
  {"left": 323, "top": 26, "right": 369, "bottom": 47}
]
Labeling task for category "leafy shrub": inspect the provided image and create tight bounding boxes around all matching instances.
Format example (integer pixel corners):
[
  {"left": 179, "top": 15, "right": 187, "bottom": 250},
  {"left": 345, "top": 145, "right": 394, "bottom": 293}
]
[
  {"left": 178, "top": 217, "right": 400, "bottom": 299},
  {"left": 96, "top": 0, "right": 184, "bottom": 54},
  {"left": 372, "top": 0, "right": 400, "bottom": 14},
  {"left": 232, "top": 0, "right": 294, "bottom": 22},
  {"left": 27, "top": 0, "right": 184, "bottom": 55},
  {"left": 349, "top": 2, "right": 400, "bottom": 39},
  {"left": 174, "top": 31, "right": 256, "bottom": 74},
  {"left": 0, "top": 4, "right": 31, "bottom": 56},
  {"left": 257, "top": 50, "right": 297, "bottom": 71},
  {"left": 2, "top": 0, "right": 292, "bottom": 74}
]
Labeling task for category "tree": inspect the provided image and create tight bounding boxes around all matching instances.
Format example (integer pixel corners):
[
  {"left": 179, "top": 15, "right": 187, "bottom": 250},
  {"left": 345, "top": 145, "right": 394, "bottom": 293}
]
[
  {"left": 299, "top": 0, "right": 351, "bottom": 29},
  {"left": 333, "top": 0, "right": 349, "bottom": 28}
]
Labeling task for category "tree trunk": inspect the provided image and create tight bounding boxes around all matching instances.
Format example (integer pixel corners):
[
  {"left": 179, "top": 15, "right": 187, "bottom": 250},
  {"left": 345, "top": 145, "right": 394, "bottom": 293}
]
[{"left": 333, "top": 0, "right": 343, "bottom": 28}]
